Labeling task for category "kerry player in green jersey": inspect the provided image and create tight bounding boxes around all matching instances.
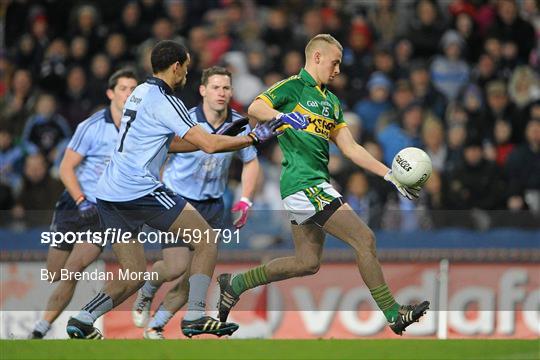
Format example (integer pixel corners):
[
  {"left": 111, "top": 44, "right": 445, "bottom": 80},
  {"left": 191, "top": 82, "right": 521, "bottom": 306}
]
[{"left": 217, "top": 34, "right": 429, "bottom": 336}]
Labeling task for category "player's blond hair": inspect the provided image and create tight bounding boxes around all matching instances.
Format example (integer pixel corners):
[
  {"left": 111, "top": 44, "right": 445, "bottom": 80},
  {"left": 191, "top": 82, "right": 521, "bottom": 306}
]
[{"left": 305, "top": 34, "right": 343, "bottom": 59}]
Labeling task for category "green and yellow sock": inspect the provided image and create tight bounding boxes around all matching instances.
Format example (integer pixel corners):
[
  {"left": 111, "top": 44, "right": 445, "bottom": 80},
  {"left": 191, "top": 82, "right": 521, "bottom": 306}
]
[
  {"left": 370, "top": 284, "right": 400, "bottom": 322},
  {"left": 231, "top": 265, "right": 269, "bottom": 296}
]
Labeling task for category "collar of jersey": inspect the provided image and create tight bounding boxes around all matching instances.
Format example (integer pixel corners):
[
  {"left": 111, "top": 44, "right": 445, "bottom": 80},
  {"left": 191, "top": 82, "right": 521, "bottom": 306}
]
[
  {"left": 104, "top": 106, "right": 114, "bottom": 124},
  {"left": 146, "top": 76, "right": 173, "bottom": 95},
  {"left": 299, "top": 68, "right": 327, "bottom": 94},
  {"left": 195, "top": 103, "right": 233, "bottom": 133}
]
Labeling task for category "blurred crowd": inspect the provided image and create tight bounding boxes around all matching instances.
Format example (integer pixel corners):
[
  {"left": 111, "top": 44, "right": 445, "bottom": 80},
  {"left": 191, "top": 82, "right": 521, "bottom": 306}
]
[{"left": 1, "top": 0, "right": 540, "bottom": 231}]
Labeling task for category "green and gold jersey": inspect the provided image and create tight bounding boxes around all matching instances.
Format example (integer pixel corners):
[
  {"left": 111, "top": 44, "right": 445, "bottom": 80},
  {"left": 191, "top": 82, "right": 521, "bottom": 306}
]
[{"left": 256, "top": 68, "right": 347, "bottom": 198}]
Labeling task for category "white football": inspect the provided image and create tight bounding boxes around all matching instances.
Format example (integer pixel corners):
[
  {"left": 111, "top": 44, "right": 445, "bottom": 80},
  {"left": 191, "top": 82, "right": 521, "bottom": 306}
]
[{"left": 391, "top": 147, "right": 432, "bottom": 187}]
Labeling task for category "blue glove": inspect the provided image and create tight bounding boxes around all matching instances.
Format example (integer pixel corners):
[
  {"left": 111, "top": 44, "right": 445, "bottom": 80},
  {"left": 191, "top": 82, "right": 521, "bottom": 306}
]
[
  {"left": 248, "top": 118, "right": 284, "bottom": 144},
  {"left": 77, "top": 199, "right": 98, "bottom": 219},
  {"left": 277, "top": 112, "right": 309, "bottom": 130},
  {"left": 216, "top": 117, "right": 249, "bottom": 136}
]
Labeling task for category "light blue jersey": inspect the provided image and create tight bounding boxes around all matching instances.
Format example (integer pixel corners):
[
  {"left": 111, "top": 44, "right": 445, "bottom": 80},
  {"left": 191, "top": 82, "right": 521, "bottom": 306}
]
[
  {"left": 68, "top": 108, "right": 118, "bottom": 203},
  {"left": 96, "top": 77, "right": 195, "bottom": 202},
  {"left": 162, "top": 105, "right": 257, "bottom": 201}
]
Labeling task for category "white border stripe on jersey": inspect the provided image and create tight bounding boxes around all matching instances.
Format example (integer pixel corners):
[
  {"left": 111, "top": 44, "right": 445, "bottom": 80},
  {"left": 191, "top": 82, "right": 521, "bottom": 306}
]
[{"left": 169, "top": 95, "right": 196, "bottom": 126}]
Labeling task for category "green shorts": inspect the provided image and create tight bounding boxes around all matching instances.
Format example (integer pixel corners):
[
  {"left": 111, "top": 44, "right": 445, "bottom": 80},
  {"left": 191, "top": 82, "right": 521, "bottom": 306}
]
[{"left": 282, "top": 182, "right": 342, "bottom": 225}]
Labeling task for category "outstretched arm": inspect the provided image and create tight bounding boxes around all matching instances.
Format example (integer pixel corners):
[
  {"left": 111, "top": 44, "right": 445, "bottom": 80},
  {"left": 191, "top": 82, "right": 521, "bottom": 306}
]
[
  {"left": 331, "top": 126, "right": 388, "bottom": 177},
  {"left": 177, "top": 125, "right": 254, "bottom": 154},
  {"left": 331, "top": 126, "right": 420, "bottom": 200}
]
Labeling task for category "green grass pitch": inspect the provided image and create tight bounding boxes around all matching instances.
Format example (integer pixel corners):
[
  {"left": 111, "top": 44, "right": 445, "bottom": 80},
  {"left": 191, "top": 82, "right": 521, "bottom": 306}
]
[{"left": 1, "top": 339, "right": 538, "bottom": 360}]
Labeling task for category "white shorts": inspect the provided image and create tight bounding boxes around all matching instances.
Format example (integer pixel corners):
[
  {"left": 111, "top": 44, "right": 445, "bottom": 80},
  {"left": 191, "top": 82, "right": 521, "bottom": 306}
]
[{"left": 282, "top": 182, "right": 342, "bottom": 224}]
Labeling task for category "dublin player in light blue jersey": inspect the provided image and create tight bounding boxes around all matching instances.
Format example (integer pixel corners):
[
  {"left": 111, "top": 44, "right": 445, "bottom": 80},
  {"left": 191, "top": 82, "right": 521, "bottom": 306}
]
[
  {"left": 30, "top": 69, "right": 138, "bottom": 339},
  {"left": 131, "top": 66, "right": 260, "bottom": 339},
  {"left": 66, "top": 40, "right": 286, "bottom": 339}
]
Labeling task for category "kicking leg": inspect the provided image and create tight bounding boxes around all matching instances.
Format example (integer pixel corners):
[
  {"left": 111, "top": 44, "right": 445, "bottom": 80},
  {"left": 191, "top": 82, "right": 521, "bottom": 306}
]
[
  {"left": 217, "top": 223, "right": 325, "bottom": 322},
  {"left": 323, "top": 203, "right": 429, "bottom": 335}
]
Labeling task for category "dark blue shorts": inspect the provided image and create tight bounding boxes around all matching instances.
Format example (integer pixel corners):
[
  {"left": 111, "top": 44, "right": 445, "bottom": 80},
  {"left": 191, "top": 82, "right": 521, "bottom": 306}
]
[
  {"left": 50, "top": 191, "right": 103, "bottom": 251},
  {"left": 161, "top": 197, "right": 224, "bottom": 249},
  {"left": 97, "top": 186, "right": 187, "bottom": 239}
]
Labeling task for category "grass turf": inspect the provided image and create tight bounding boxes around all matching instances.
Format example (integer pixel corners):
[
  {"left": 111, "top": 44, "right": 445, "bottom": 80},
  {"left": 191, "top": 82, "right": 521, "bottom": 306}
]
[{"left": 1, "top": 339, "right": 538, "bottom": 360}]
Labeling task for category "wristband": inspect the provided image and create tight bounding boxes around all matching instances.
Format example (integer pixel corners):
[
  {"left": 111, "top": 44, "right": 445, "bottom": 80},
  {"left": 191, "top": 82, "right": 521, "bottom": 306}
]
[
  {"left": 240, "top": 197, "right": 253, "bottom": 207},
  {"left": 75, "top": 195, "right": 85, "bottom": 205}
]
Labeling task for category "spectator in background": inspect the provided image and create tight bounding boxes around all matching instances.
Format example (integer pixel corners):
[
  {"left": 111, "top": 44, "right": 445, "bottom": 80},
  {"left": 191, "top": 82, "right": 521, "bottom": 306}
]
[
  {"left": 68, "top": 36, "right": 89, "bottom": 69},
  {"left": 22, "top": 93, "right": 71, "bottom": 163},
  {"left": 471, "top": 52, "right": 500, "bottom": 90},
  {"left": 505, "top": 110, "right": 540, "bottom": 212},
  {"left": 372, "top": 45, "right": 398, "bottom": 80},
  {"left": 29, "top": 11, "right": 51, "bottom": 65},
  {"left": 342, "top": 19, "right": 373, "bottom": 94},
  {"left": 261, "top": 8, "right": 293, "bottom": 61},
  {"left": 223, "top": 51, "right": 264, "bottom": 108},
  {"left": 39, "top": 38, "right": 68, "bottom": 96},
  {"left": 87, "top": 54, "right": 112, "bottom": 108},
  {"left": 113, "top": 1, "right": 148, "bottom": 48},
  {"left": 377, "top": 79, "right": 415, "bottom": 132},
  {"left": 446, "top": 123, "right": 467, "bottom": 172},
  {"left": 59, "top": 66, "right": 92, "bottom": 128},
  {"left": 0, "top": 69, "right": 37, "bottom": 138},
  {"left": 430, "top": 30, "right": 470, "bottom": 102},
  {"left": 409, "top": 61, "right": 447, "bottom": 119},
  {"left": 12, "top": 153, "right": 64, "bottom": 226},
  {"left": 481, "top": 79, "right": 523, "bottom": 143},
  {"left": 460, "top": 84, "right": 484, "bottom": 138},
  {"left": 343, "top": 111, "right": 363, "bottom": 144},
  {"left": 452, "top": 10, "right": 483, "bottom": 63},
  {"left": 105, "top": 33, "right": 131, "bottom": 70},
  {"left": 406, "top": 0, "right": 446, "bottom": 59},
  {"left": 368, "top": 0, "right": 400, "bottom": 44},
  {"left": 488, "top": 0, "right": 536, "bottom": 63},
  {"left": 393, "top": 37, "right": 414, "bottom": 79},
  {"left": 354, "top": 72, "right": 393, "bottom": 136},
  {"left": 508, "top": 65, "right": 540, "bottom": 110},
  {"left": 422, "top": 119, "right": 447, "bottom": 173},
  {"left": 345, "top": 171, "right": 383, "bottom": 229},
  {"left": 418, "top": 169, "right": 447, "bottom": 228},
  {"left": 166, "top": 0, "right": 191, "bottom": 37},
  {"left": 377, "top": 101, "right": 424, "bottom": 165},
  {"left": 446, "top": 137, "right": 506, "bottom": 212},
  {"left": 491, "top": 118, "right": 515, "bottom": 167},
  {"left": 68, "top": 4, "right": 106, "bottom": 57},
  {"left": 0, "top": 126, "right": 38, "bottom": 192},
  {"left": 14, "top": 34, "right": 39, "bottom": 72},
  {"left": 282, "top": 50, "right": 303, "bottom": 77}
]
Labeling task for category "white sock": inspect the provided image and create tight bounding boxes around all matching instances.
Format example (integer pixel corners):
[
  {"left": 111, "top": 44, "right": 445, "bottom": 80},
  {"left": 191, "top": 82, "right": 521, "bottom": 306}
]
[
  {"left": 33, "top": 319, "right": 51, "bottom": 335},
  {"left": 147, "top": 304, "right": 173, "bottom": 329}
]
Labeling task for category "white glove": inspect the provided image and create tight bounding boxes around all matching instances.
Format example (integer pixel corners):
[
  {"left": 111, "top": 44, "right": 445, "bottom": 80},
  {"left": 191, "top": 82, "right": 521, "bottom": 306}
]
[{"left": 384, "top": 170, "right": 421, "bottom": 200}]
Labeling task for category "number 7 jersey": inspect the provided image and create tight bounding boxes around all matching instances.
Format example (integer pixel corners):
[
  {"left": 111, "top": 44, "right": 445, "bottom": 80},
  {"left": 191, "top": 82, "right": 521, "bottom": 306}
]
[
  {"left": 256, "top": 68, "right": 347, "bottom": 199},
  {"left": 96, "top": 77, "right": 196, "bottom": 202}
]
